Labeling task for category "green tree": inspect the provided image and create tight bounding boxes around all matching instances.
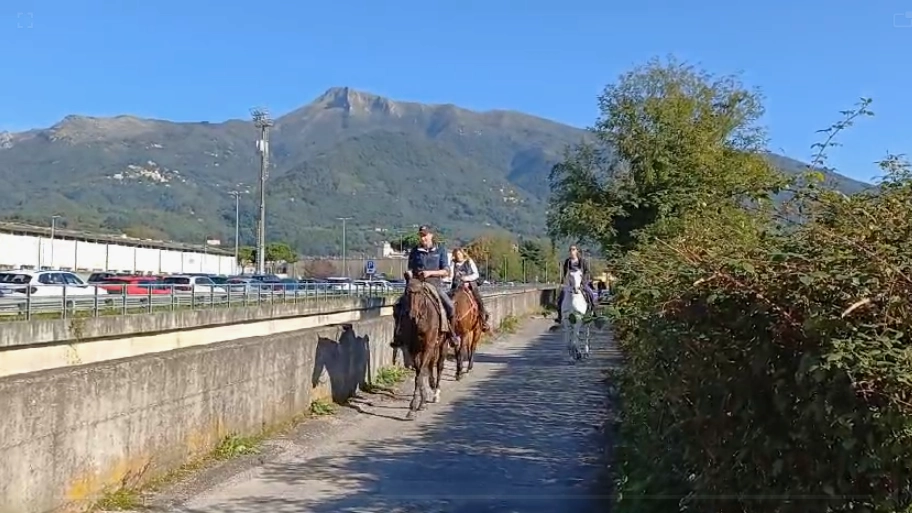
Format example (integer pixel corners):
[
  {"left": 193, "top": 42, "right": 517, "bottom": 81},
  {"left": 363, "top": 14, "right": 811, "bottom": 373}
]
[
  {"left": 237, "top": 246, "right": 255, "bottom": 265},
  {"left": 518, "top": 239, "right": 546, "bottom": 281},
  {"left": 390, "top": 233, "right": 420, "bottom": 252},
  {"left": 265, "top": 242, "right": 297, "bottom": 263},
  {"left": 389, "top": 231, "right": 448, "bottom": 252},
  {"left": 465, "top": 233, "right": 524, "bottom": 281},
  {"left": 237, "top": 243, "right": 297, "bottom": 266},
  {"left": 548, "top": 56, "right": 786, "bottom": 255}
]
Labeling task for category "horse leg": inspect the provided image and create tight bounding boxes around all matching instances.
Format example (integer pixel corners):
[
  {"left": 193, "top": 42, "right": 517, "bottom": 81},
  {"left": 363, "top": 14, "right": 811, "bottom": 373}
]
[
  {"left": 418, "top": 358, "right": 431, "bottom": 410},
  {"left": 406, "top": 351, "right": 424, "bottom": 419},
  {"left": 572, "top": 320, "right": 583, "bottom": 361},
  {"left": 583, "top": 316, "right": 591, "bottom": 358},
  {"left": 454, "top": 328, "right": 466, "bottom": 380},
  {"left": 432, "top": 339, "right": 445, "bottom": 401},
  {"left": 466, "top": 330, "right": 477, "bottom": 373},
  {"left": 561, "top": 313, "right": 574, "bottom": 362}
]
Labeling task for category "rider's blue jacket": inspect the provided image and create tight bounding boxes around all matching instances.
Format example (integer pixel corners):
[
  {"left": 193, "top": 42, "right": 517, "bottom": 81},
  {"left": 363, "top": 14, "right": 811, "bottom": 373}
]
[{"left": 408, "top": 244, "right": 449, "bottom": 284}]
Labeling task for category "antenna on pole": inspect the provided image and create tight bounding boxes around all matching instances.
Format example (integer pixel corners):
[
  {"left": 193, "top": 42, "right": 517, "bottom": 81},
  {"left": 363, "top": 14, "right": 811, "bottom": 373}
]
[{"left": 251, "top": 107, "right": 273, "bottom": 274}]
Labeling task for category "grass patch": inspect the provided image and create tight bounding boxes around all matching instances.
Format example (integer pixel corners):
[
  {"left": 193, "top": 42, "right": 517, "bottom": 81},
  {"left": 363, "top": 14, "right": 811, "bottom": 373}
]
[
  {"left": 93, "top": 487, "right": 142, "bottom": 511},
  {"left": 212, "top": 433, "right": 261, "bottom": 460},
  {"left": 372, "top": 366, "right": 409, "bottom": 388},
  {"left": 309, "top": 398, "right": 337, "bottom": 416},
  {"left": 88, "top": 409, "right": 318, "bottom": 510},
  {"left": 498, "top": 315, "right": 520, "bottom": 334}
]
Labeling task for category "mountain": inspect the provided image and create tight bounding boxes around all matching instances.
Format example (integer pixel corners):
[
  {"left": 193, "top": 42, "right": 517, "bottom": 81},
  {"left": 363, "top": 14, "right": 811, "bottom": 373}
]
[{"left": 0, "top": 87, "right": 870, "bottom": 254}]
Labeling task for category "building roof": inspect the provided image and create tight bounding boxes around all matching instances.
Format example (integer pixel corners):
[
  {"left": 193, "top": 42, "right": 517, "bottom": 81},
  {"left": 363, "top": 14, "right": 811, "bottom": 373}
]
[{"left": 0, "top": 221, "right": 233, "bottom": 256}]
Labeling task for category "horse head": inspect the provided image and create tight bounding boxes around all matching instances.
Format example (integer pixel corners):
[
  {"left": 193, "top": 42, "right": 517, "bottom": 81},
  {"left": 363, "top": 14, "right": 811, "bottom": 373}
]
[{"left": 564, "top": 269, "right": 584, "bottom": 295}]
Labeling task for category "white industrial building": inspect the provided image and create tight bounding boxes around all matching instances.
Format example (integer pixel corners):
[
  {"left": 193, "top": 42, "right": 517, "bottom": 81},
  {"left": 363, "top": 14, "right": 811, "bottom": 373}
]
[{"left": 0, "top": 222, "right": 237, "bottom": 275}]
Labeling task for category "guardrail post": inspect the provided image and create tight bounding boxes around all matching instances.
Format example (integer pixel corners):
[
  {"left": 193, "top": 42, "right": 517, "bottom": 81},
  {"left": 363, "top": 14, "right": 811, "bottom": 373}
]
[
  {"left": 121, "top": 284, "right": 127, "bottom": 315},
  {"left": 23, "top": 285, "right": 31, "bottom": 321},
  {"left": 62, "top": 285, "right": 68, "bottom": 320}
]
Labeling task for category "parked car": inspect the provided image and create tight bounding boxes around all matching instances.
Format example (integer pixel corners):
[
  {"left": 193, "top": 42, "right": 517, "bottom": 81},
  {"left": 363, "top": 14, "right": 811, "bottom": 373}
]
[
  {"left": 352, "top": 280, "right": 391, "bottom": 293},
  {"left": 325, "top": 277, "right": 355, "bottom": 293},
  {"left": 246, "top": 274, "right": 284, "bottom": 291},
  {"left": 160, "top": 275, "right": 227, "bottom": 295},
  {"left": 0, "top": 270, "right": 109, "bottom": 297},
  {"left": 87, "top": 271, "right": 134, "bottom": 283},
  {"left": 95, "top": 276, "right": 171, "bottom": 296},
  {"left": 225, "top": 277, "right": 271, "bottom": 293}
]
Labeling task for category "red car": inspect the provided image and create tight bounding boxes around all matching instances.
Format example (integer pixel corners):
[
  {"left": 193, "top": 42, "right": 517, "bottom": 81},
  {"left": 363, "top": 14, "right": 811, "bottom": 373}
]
[{"left": 96, "top": 276, "right": 171, "bottom": 296}]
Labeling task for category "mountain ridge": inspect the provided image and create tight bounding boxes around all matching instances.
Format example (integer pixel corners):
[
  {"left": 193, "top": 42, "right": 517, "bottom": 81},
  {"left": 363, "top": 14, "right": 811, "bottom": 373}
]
[{"left": 0, "top": 87, "right": 870, "bottom": 254}]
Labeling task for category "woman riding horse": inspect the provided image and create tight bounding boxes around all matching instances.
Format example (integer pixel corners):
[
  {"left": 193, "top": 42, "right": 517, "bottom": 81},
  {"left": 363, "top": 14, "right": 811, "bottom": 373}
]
[
  {"left": 449, "top": 247, "right": 491, "bottom": 332},
  {"left": 554, "top": 244, "right": 597, "bottom": 321}
]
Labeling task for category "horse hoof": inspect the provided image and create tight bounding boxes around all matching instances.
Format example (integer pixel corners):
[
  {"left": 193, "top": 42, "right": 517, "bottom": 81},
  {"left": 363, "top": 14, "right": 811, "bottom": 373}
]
[
  {"left": 432, "top": 389, "right": 441, "bottom": 402},
  {"left": 456, "top": 372, "right": 464, "bottom": 381},
  {"left": 405, "top": 410, "right": 417, "bottom": 420}
]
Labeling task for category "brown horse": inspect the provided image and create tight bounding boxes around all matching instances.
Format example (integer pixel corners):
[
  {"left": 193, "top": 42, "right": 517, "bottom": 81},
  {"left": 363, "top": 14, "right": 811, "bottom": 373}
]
[
  {"left": 397, "top": 278, "right": 447, "bottom": 419},
  {"left": 451, "top": 284, "right": 484, "bottom": 380}
]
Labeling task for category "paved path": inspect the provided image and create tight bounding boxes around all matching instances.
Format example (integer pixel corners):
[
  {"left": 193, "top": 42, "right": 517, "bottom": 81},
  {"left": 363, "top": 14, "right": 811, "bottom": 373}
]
[{"left": 165, "top": 318, "right": 617, "bottom": 513}]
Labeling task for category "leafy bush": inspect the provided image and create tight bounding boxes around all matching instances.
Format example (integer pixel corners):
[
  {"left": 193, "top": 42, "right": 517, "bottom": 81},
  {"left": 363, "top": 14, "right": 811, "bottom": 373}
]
[{"left": 550, "top": 57, "right": 912, "bottom": 512}]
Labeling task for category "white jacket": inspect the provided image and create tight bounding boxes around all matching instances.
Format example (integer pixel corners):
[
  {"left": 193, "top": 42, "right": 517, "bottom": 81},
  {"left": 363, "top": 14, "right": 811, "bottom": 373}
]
[{"left": 449, "top": 258, "right": 480, "bottom": 284}]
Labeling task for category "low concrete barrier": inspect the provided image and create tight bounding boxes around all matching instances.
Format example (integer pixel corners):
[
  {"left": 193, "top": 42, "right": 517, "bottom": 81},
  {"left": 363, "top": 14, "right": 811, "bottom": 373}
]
[
  {"left": 0, "top": 286, "right": 556, "bottom": 513},
  {"left": 0, "top": 295, "right": 394, "bottom": 349}
]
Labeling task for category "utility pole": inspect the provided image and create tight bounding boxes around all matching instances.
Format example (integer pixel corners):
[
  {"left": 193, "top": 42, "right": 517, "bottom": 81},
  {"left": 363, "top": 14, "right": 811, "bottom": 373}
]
[
  {"left": 228, "top": 191, "right": 240, "bottom": 274},
  {"left": 251, "top": 108, "right": 273, "bottom": 275},
  {"left": 337, "top": 217, "right": 352, "bottom": 277},
  {"left": 49, "top": 215, "right": 60, "bottom": 269}
]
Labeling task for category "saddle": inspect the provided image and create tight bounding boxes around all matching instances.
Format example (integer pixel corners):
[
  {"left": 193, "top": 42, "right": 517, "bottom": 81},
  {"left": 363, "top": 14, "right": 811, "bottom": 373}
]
[{"left": 421, "top": 282, "right": 451, "bottom": 333}]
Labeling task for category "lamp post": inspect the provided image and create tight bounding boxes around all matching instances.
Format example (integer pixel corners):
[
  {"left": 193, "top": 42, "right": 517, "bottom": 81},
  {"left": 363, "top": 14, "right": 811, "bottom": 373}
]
[
  {"left": 228, "top": 191, "right": 240, "bottom": 274},
  {"left": 49, "top": 215, "right": 60, "bottom": 269},
  {"left": 251, "top": 108, "right": 272, "bottom": 275},
  {"left": 337, "top": 217, "right": 352, "bottom": 277}
]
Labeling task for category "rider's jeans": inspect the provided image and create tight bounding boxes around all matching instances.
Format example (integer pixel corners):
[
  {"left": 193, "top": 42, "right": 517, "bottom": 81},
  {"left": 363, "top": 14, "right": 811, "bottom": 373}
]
[{"left": 435, "top": 283, "right": 455, "bottom": 319}]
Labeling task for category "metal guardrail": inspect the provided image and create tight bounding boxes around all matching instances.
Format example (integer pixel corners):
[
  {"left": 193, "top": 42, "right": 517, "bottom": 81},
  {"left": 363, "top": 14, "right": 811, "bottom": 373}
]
[{"left": 0, "top": 283, "right": 552, "bottom": 321}]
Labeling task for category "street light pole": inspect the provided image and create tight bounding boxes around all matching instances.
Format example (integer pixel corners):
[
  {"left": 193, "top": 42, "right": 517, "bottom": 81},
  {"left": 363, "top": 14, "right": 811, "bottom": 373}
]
[
  {"left": 50, "top": 215, "right": 60, "bottom": 269},
  {"left": 228, "top": 191, "right": 240, "bottom": 274},
  {"left": 337, "top": 217, "right": 352, "bottom": 277},
  {"left": 251, "top": 108, "right": 273, "bottom": 275}
]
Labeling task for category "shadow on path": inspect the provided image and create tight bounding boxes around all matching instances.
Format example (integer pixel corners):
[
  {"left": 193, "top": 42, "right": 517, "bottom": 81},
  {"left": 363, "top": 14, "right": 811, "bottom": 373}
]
[{"left": 174, "top": 321, "right": 618, "bottom": 513}]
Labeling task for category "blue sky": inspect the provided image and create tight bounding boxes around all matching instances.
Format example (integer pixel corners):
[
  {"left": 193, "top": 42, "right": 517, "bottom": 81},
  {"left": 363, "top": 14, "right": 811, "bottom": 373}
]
[{"left": 3, "top": 0, "right": 909, "bottom": 183}]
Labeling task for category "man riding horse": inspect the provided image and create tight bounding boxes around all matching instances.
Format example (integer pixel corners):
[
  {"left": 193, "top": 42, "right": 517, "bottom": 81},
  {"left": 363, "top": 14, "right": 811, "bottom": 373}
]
[{"left": 391, "top": 225, "right": 459, "bottom": 350}]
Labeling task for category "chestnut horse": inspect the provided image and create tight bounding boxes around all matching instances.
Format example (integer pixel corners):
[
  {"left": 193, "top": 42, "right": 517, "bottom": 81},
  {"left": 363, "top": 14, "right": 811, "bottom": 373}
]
[
  {"left": 396, "top": 278, "right": 447, "bottom": 419},
  {"left": 451, "top": 284, "right": 483, "bottom": 380}
]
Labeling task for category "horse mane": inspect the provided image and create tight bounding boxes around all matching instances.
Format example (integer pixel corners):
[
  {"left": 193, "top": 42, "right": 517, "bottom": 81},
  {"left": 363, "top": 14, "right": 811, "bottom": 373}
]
[{"left": 405, "top": 279, "right": 437, "bottom": 333}]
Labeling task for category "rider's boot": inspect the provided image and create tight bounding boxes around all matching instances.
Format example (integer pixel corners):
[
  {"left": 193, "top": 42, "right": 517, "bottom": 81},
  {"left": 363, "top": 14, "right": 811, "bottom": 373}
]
[{"left": 481, "top": 310, "right": 492, "bottom": 332}]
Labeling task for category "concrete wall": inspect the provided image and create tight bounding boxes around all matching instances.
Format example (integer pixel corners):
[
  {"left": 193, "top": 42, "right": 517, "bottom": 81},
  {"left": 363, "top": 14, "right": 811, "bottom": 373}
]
[
  {"left": 0, "top": 232, "right": 236, "bottom": 275},
  {"left": 0, "top": 287, "right": 556, "bottom": 513}
]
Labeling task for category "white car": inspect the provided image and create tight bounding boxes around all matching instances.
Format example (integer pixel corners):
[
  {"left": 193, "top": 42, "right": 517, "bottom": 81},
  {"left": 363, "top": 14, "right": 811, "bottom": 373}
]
[
  {"left": 161, "top": 275, "right": 227, "bottom": 295},
  {"left": 0, "top": 270, "right": 109, "bottom": 297},
  {"left": 353, "top": 280, "right": 391, "bottom": 293}
]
